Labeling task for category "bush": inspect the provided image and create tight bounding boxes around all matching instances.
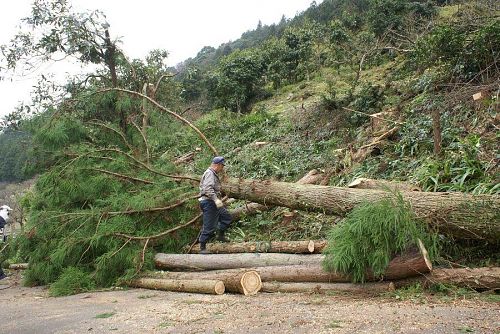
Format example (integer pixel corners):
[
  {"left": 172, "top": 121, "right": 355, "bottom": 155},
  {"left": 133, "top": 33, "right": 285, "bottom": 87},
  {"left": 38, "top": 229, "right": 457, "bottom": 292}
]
[
  {"left": 49, "top": 267, "right": 95, "bottom": 296},
  {"left": 322, "top": 193, "right": 439, "bottom": 282}
]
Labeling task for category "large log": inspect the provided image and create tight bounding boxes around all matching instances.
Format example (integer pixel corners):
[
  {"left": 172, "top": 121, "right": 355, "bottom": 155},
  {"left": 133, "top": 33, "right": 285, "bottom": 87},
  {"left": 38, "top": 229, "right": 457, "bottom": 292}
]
[
  {"left": 229, "top": 169, "right": 325, "bottom": 220},
  {"left": 399, "top": 267, "right": 500, "bottom": 290},
  {"left": 218, "top": 270, "right": 262, "bottom": 295},
  {"left": 154, "top": 253, "right": 323, "bottom": 271},
  {"left": 129, "top": 278, "right": 225, "bottom": 295},
  {"left": 190, "top": 240, "right": 316, "bottom": 254},
  {"left": 222, "top": 177, "right": 500, "bottom": 240},
  {"left": 261, "top": 281, "right": 396, "bottom": 294},
  {"left": 144, "top": 270, "right": 262, "bottom": 295}
]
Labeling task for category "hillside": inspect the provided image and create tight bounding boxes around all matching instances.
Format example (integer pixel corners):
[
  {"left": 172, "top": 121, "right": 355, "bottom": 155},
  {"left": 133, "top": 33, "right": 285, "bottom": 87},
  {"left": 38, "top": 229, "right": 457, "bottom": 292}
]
[{"left": 0, "top": 0, "right": 498, "bottom": 294}]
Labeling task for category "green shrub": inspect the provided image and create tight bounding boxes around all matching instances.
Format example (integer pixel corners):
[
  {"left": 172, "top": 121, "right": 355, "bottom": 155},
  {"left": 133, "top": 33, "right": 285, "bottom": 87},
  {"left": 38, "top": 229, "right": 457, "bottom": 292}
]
[
  {"left": 49, "top": 267, "right": 96, "bottom": 296},
  {"left": 322, "top": 193, "right": 439, "bottom": 282}
]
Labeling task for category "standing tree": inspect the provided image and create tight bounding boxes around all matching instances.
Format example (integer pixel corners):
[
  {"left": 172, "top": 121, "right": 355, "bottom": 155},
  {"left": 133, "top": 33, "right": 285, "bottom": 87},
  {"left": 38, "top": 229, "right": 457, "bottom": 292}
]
[{"left": 1, "top": 0, "right": 125, "bottom": 128}]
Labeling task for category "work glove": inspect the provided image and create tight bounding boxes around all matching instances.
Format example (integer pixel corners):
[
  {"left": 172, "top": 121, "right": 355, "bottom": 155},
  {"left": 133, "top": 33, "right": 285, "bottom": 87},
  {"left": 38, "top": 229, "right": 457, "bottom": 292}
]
[{"left": 215, "top": 198, "right": 224, "bottom": 208}]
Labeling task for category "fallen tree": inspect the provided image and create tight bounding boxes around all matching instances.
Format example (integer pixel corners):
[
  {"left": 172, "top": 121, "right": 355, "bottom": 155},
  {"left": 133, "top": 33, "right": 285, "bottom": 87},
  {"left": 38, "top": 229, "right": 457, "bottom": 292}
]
[
  {"left": 229, "top": 169, "right": 325, "bottom": 220},
  {"left": 189, "top": 240, "right": 318, "bottom": 254},
  {"left": 222, "top": 177, "right": 500, "bottom": 240},
  {"left": 128, "top": 278, "right": 225, "bottom": 295},
  {"left": 154, "top": 253, "right": 323, "bottom": 271},
  {"left": 399, "top": 267, "right": 500, "bottom": 290}
]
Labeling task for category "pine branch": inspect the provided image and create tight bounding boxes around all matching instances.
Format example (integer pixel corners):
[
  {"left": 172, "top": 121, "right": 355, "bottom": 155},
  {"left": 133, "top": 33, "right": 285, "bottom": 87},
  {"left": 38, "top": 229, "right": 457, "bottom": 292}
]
[
  {"left": 89, "top": 168, "right": 154, "bottom": 184},
  {"left": 96, "top": 147, "right": 199, "bottom": 182},
  {"left": 97, "top": 88, "right": 219, "bottom": 155},
  {"left": 89, "top": 120, "right": 135, "bottom": 153},
  {"left": 113, "top": 213, "right": 202, "bottom": 242},
  {"left": 130, "top": 118, "right": 150, "bottom": 165},
  {"left": 106, "top": 194, "right": 199, "bottom": 215}
]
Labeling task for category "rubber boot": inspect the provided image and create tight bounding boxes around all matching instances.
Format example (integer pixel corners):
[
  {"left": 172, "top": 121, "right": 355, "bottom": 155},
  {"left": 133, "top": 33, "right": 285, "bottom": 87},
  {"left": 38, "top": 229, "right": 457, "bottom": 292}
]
[
  {"left": 216, "top": 230, "right": 229, "bottom": 243},
  {"left": 199, "top": 242, "right": 210, "bottom": 254}
]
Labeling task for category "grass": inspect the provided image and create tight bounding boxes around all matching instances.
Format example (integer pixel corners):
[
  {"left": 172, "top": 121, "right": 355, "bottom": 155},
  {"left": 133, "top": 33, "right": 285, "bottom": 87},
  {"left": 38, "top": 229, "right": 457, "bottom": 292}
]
[
  {"left": 95, "top": 312, "right": 115, "bottom": 319},
  {"left": 327, "top": 320, "right": 343, "bottom": 329},
  {"left": 137, "top": 294, "right": 156, "bottom": 299}
]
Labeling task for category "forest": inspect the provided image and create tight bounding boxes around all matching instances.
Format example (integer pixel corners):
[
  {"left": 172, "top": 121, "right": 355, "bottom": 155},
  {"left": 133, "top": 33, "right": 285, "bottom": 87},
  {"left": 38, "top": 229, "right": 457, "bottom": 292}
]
[{"left": 0, "top": 0, "right": 498, "bottom": 296}]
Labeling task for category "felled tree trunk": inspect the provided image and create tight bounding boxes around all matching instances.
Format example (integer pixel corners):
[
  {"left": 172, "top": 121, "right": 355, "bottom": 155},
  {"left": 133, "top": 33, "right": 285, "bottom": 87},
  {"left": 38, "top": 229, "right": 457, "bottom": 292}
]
[
  {"left": 154, "top": 253, "right": 323, "bottom": 271},
  {"left": 399, "top": 267, "right": 500, "bottom": 290},
  {"left": 229, "top": 169, "right": 325, "bottom": 220},
  {"left": 145, "top": 270, "right": 262, "bottom": 295},
  {"left": 129, "top": 278, "right": 225, "bottom": 295},
  {"left": 261, "top": 281, "right": 396, "bottom": 294},
  {"left": 190, "top": 240, "right": 316, "bottom": 254},
  {"left": 222, "top": 177, "right": 500, "bottom": 240},
  {"left": 255, "top": 252, "right": 431, "bottom": 282},
  {"left": 348, "top": 178, "right": 421, "bottom": 192}
]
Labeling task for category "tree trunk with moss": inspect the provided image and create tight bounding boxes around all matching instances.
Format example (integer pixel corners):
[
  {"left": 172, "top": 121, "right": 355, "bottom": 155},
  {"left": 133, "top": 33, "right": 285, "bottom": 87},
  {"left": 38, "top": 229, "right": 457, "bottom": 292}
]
[{"left": 222, "top": 177, "right": 500, "bottom": 241}]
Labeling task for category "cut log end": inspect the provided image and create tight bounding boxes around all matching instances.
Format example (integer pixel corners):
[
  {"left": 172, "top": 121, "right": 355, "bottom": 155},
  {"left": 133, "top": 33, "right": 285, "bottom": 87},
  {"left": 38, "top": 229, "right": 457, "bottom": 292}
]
[
  {"left": 307, "top": 240, "right": 315, "bottom": 253},
  {"left": 240, "top": 270, "right": 262, "bottom": 295},
  {"left": 214, "top": 281, "right": 226, "bottom": 295},
  {"left": 417, "top": 238, "right": 433, "bottom": 272}
]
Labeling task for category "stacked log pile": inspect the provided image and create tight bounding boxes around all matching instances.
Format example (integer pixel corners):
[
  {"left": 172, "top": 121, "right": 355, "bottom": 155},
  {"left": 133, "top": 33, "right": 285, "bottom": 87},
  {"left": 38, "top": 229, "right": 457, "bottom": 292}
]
[{"left": 132, "top": 239, "right": 500, "bottom": 295}]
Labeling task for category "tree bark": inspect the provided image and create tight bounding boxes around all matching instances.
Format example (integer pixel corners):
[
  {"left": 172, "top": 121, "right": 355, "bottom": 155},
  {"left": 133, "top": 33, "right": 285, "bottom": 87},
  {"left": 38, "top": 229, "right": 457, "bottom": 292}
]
[
  {"left": 189, "top": 240, "right": 316, "bottom": 254},
  {"left": 261, "top": 281, "right": 396, "bottom": 294},
  {"left": 145, "top": 270, "right": 262, "bottom": 295},
  {"left": 255, "top": 252, "right": 431, "bottom": 282},
  {"left": 154, "top": 253, "right": 323, "bottom": 271},
  {"left": 398, "top": 267, "right": 500, "bottom": 290},
  {"left": 348, "top": 178, "right": 421, "bottom": 192},
  {"left": 222, "top": 177, "right": 500, "bottom": 240},
  {"left": 229, "top": 169, "right": 325, "bottom": 221},
  {"left": 129, "top": 277, "right": 225, "bottom": 295}
]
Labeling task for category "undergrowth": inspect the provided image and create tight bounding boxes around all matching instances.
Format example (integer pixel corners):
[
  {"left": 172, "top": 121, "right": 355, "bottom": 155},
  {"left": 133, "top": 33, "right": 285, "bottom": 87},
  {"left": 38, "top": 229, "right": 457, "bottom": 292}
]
[{"left": 322, "top": 192, "right": 439, "bottom": 282}]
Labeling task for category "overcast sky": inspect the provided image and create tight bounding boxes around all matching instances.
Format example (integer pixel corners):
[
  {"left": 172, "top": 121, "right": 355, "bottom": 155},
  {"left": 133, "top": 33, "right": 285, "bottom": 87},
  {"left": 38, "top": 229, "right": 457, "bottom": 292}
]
[{"left": 0, "top": 0, "right": 319, "bottom": 118}]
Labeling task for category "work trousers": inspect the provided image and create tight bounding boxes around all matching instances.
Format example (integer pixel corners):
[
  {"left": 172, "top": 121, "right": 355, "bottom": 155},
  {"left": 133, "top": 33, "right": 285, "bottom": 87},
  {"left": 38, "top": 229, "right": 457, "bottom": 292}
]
[{"left": 199, "top": 199, "right": 232, "bottom": 244}]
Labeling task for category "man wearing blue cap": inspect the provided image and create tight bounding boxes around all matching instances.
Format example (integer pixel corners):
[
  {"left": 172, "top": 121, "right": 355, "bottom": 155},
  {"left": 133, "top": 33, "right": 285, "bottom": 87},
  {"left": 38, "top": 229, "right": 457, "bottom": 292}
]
[{"left": 198, "top": 156, "right": 232, "bottom": 254}]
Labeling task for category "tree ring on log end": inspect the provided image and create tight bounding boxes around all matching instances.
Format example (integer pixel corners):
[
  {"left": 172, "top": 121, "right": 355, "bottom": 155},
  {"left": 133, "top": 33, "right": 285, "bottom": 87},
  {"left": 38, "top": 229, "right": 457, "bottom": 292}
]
[{"left": 241, "top": 270, "right": 262, "bottom": 295}]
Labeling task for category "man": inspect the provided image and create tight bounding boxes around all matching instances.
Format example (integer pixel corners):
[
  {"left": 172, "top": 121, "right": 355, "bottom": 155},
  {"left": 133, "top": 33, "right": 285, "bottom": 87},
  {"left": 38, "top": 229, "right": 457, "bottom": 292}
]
[{"left": 198, "top": 156, "right": 232, "bottom": 254}]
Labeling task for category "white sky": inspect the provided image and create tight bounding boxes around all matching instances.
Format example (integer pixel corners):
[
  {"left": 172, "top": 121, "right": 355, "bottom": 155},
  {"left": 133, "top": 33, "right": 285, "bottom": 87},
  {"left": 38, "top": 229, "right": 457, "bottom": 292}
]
[{"left": 0, "top": 0, "right": 319, "bottom": 118}]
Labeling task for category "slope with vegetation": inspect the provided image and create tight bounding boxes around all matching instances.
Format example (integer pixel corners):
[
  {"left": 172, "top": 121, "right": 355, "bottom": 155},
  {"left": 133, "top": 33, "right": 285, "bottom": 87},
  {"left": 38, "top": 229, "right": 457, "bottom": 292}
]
[{"left": 0, "top": 0, "right": 498, "bottom": 295}]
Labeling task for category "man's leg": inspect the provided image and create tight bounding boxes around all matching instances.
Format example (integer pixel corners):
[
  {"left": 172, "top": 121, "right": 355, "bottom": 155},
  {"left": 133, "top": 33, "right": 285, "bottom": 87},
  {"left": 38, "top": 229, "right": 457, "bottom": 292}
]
[
  {"left": 199, "top": 200, "right": 218, "bottom": 253},
  {"left": 216, "top": 207, "right": 232, "bottom": 242}
]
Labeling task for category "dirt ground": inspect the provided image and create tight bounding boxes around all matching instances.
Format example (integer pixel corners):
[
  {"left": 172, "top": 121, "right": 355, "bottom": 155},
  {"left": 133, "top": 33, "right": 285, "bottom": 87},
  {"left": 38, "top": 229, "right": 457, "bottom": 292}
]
[{"left": 1, "top": 271, "right": 498, "bottom": 334}]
